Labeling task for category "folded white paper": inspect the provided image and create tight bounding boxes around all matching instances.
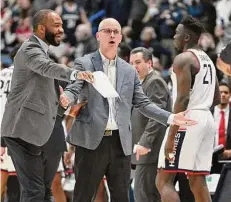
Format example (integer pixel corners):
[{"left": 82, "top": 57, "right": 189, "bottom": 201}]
[{"left": 92, "top": 71, "right": 119, "bottom": 98}]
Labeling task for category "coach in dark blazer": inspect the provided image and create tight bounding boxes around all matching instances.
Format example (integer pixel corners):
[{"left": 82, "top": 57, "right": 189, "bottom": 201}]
[
  {"left": 0, "top": 10, "right": 90, "bottom": 202},
  {"left": 130, "top": 47, "right": 171, "bottom": 202},
  {"left": 211, "top": 82, "right": 231, "bottom": 174},
  {"left": 60, "top": 18, "right": 194, "bottom": 202}
]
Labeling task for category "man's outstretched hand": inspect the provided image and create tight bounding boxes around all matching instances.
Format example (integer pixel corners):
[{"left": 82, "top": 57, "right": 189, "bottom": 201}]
[
  {"left": 172, "top": 111, "right": 197, "bottom": 126},
  {"left": 59, "top": 86, "right": 70, "bottom": 109}
]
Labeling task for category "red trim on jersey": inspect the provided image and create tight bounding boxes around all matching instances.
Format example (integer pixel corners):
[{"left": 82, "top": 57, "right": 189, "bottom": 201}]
[
  {"left": 185, "top": 50, "right": 200, "bottom": 73},
  {"left": 178, "top": 128, "right": 187, "bottom": 131},
  {"left": 8, "top": 172, "right": 17, "bottom": 176},
  {"left": 163, "top": 169, "right": 210, "bottom": 175},
  {"left": 0, "top": 169, "right": 17, "bottom": 175},
  {"left": 0, "top": 169, "right": 8, "bottom": 173}
]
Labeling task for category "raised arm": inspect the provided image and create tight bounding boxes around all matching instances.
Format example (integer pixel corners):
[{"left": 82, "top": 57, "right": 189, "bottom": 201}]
[
  {"left": 24, "top": 42, "right": 75, "bottom": 81},
  {"left": 60, "top": 58, "right": 93, "bottom": 107},
  {"left": 132, "top": 70, "right": 171, "bottom": 126},
  {"left": 133, "top": 68, "right": 196, "bottom": 127}
]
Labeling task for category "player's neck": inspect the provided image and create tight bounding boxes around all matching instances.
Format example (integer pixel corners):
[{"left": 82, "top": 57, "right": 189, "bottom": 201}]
[
  {"left": 183, "top": 42, "right": 199, "bottom": 51},
  {"left": 218, "top": 103, "right": 228, "bottom": 110}
]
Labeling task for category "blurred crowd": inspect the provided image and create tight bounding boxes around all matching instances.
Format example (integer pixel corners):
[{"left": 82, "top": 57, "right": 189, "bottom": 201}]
[{"left": 1, "top": 0, "right": 231, "bottom": 85}]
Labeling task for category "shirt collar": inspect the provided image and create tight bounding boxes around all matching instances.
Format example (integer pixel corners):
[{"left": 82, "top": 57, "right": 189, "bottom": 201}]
[
  {"left": 99, "top": 49, "right": 117, "bottom": 66},
  {"left": 140, "top": 69, "right": 153, "bottom": 84},
  {"left": 34, "top": 35, "right": 49, "bottom": 54},
  {"left": 222, "top": 105, "right": 230, "bottom": 113},
  {"left": 215, "top": 104, "right": 230, "bottom": 113}
]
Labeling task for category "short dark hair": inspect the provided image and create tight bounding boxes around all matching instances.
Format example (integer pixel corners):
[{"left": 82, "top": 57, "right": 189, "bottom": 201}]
[
  {"left": 130, "top": 47, "right": 152, "bottom": 62},
  {"left": 32, "top": 9, "right": 54, "bottom": 31},
  {"left": 219, "top": 82, "right": 231, "bottom": 92},
  {"left": 118, "top": 43, "right": 131, "bottom": 62},
  {"left": 180, "top": 15, "right": 205, "bottom": 37}
]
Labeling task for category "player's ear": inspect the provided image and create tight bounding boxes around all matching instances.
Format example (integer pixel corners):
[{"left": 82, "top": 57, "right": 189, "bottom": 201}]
[{"left": 184, "top": 33, "right": 191, "bottom": 41}]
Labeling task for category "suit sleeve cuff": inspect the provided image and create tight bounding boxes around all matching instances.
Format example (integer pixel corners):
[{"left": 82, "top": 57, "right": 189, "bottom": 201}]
[
  {"left": 70, "top": 70, "right": 78, "bottom": 81},
  {"left": 167, "top": 114, "right": 174, "bottom": 125}
]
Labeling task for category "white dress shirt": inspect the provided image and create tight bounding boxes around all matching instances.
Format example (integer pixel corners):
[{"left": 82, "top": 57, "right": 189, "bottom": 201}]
[
  {"left": 213, "top": 105, "right": 230, "bottom": 146},
  {"left": 99, "top": 50, "right": 118, "bottom": 130},
  {"left": 99, "top": 50, "right": 174, "bottom": 129}
]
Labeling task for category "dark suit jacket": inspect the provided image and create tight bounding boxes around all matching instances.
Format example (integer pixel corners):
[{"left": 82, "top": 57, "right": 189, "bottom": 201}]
[
  {"left": 42, "top": 80, "right": 67, "bottom": 153},
  {"left": 211, "top": 106, "right": 231, "bottom": 150},
  {"left": 211, "top": 105, "right": 231, "bottom": 173},
  {"left": 131, "top": 71, "right": 172, "bottom": 164},
  {"left": 1, "top": 35, "right": 74, "bottom": 146},
  {"left": 226, "top": 106, "right": 231, "bottom": 150}
]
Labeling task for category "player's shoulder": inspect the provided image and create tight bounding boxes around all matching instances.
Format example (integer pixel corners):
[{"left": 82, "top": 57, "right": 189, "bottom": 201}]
[
  {"left": 173, "top": 52, "right": 194, "bottom": 68},
  {"left": 174, "top": 49, "right": 204, "bottom": 67},
  {"left": 175, "top": 51, "right": 196, "bottom": 62},
  {"left": 0, "top": 66, "right": 14, "bottom": 76}
]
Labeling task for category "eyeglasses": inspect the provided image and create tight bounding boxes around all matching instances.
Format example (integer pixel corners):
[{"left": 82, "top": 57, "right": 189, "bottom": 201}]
[{"left": 99, "top": 28, "right": 121, "bottom": 35}]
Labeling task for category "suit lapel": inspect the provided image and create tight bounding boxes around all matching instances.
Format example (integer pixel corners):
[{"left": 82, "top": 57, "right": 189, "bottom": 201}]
[
  {"left": 142, "top": 71, "right": 155, "bottom": 88},
  {"left": 29, "top": 35, "right": 48, "bottom": 56},
  {"left": 91, "top": 50, "right": 104, "bottom": 72},
  {"left": 116, "top": 58, "right": 125, "bottom": 95},
  {"left": 29, "top": 35, "right": 40, "bottom": 43}
]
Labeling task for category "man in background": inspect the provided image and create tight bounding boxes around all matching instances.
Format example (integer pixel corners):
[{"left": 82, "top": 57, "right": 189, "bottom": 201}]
[
  {"left": 211, "top": 82, "right": 231, "bottom": 173},
  {"left": 130, "top": 47, "right": 171, "bottom": 202}
]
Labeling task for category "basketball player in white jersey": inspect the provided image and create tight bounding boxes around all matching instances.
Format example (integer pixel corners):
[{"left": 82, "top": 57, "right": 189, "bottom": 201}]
[
  {"left": 156, "top": 15, "right": 220, "bottom": 202},
  {"left": 0, "top": 65, "right": 17, "bottom": 200}
]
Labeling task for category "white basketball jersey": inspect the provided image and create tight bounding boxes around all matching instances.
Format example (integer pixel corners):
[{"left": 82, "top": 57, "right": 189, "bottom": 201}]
[
  {"left": 0, "top": 66, "right": 13, "bottom": 129},
  {"left": 171, "top": 49, "right": 216, "bottom": 110}
]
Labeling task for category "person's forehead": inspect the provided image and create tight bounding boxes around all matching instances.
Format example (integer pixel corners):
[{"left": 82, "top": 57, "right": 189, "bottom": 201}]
[
  {"left": 220, "top": 85, "right": 230, "bottom": 92},
  {"left": 101, "top": 21, "right": 121, "bottom": 30},
  {"left": 131, "top": 52, "right": 144, "bottom": 60},
  {"left": 48, "top": 12, "right": 62, "bottom": 23}
]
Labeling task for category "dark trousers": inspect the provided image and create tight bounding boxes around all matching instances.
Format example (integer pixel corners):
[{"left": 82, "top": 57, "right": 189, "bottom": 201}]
[
  {"left": 73, "top": 130, "right": 131, "bottom": 202},
  {"left": 134, "top": 163, "right": 161, "bottom": 202},
  {"left": 4, "top": 137, "right": 62, "bottom": 202},
  {"left": 6, "top": 175, "right": 20, "bottom": 202}
]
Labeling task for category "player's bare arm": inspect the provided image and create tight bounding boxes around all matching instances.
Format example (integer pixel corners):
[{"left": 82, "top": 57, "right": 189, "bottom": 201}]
[
  {"left": 216, "top": 57, "right": 231, "bottom": 76},
  {"left": 211, "top": 77, "right": 221, "bottom": 108},
  {"left": 165, "top": 52, "right": 197, "bottom": 160}
]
